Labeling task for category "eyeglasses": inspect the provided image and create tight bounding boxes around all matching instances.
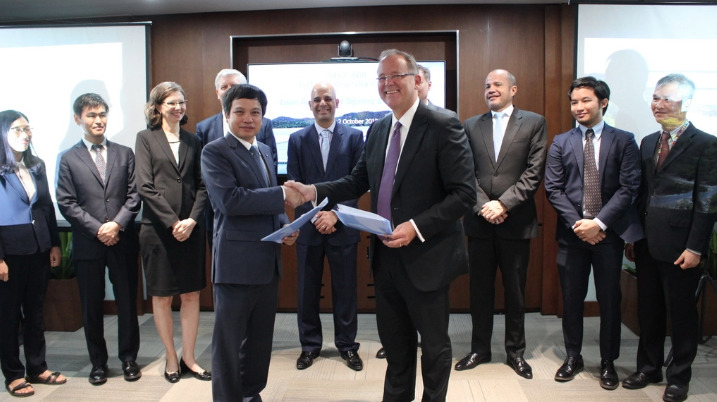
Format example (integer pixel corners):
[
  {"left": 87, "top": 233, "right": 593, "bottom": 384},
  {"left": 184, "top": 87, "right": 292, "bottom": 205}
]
[
  {"left": 9, "top": 126, "right": 33, "bottom": 135},
  {"left": 377, "top": 73, "right": 415, "bottom": 83},
  {"left": 163, "top": 100, "right": 188, "bottom": 107}
]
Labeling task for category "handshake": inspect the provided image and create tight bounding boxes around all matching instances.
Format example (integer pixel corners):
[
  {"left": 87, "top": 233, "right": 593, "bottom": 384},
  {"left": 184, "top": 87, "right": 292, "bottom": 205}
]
[{"left": 282, "top": 180, "right": 317, "bottom": 208}]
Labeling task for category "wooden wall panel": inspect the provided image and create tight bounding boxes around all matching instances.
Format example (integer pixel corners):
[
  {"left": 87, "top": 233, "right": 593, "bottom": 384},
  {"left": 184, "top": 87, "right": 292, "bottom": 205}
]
[{"left": 138, "top": 4, "right": 577, "bottom": 313}]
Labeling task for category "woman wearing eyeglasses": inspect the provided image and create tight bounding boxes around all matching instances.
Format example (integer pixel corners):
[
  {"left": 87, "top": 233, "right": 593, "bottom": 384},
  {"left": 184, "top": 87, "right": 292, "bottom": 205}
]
[
  {"left": 0, "top": 110, "right": 66, "bottom": 397},
  {"left": 135, "top": 82, "right": 210, "bottom": 383}
]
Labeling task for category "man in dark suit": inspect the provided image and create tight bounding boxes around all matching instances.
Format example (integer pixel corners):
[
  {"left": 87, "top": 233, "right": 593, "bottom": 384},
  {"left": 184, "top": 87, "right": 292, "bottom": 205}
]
[
  {"left": 622, "top": 74, "right": 717, "bottom": 402},
  {"left": 196, "top": 68, "right": 278, "bottom": 247},
  {"left": 417, "top": 64, "right": 457, "bottom": 119},
  {"left": 456, "top": 69, "right": 546, "bottom": 379},
  {"left": 545, "top": 77, "right": 642, "bottom": 390},
  {"left": 286, "top": 49, "right": 476, "bottom": 402},
  {"left": 56, "top": 93, "right": 142, "bottom": 385},
  {"left": 287, "top": 82, "right": 365, "bottom": 371},
  {"left": 201, "top": 84, "right": 301, "bottom": 402}
]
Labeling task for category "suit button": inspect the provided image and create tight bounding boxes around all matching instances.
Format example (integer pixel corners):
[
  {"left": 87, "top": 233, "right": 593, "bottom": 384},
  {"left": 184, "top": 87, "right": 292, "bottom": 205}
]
[{"left": 177, "top": 178, "right": 182, "bottom": 183}]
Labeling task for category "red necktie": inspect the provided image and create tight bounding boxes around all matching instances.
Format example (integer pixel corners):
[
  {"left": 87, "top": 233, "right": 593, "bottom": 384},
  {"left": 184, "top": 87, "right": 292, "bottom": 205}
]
[{"left": 656, "top": 131, "right": 670, "bottom": 170}]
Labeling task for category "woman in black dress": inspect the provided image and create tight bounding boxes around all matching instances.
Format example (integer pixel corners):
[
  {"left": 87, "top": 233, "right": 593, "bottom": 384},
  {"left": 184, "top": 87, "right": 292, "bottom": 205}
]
[
  {"left": 135, "top": 82, "right": 210, "bottom": 383},
  {"left": 0, "top": 110, "right": 66, "bottom": 397}
]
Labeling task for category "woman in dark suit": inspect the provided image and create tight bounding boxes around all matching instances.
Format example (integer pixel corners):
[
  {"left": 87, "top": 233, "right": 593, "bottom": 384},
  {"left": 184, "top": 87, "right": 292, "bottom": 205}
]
[
  {"left": 0, "top": 110, "right": 66, "bottom": 397},
  {"left": 135, "top": 83, "right": 210, "bottom": 383}
]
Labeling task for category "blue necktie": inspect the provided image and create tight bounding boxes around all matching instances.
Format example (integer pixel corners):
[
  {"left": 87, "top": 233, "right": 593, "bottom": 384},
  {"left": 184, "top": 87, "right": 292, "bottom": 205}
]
[
  {"left": 377, "top": 122, "right": 402, "bottom": 222},
  {"left": 250, "top": 145, "right": 269, "bottom": 187},
  {"left": 320, "top": 129, "right": 331, "bottom": 170}
]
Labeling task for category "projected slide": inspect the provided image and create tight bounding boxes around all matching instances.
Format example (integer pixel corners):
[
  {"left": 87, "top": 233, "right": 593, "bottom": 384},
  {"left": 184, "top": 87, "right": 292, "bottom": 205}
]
[
  {"left": 0, "top": 24, "right": 149, "bottom": 215},
  {"left": 247, "top": 61, "right": 446, "bottom": 175},
  {"left": 577, "top": 4, "right": 717, "bottom": 142}
]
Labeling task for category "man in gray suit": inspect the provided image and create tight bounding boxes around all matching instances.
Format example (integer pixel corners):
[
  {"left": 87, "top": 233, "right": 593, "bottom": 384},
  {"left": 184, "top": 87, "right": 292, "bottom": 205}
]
[
  {"left": 455, "top": 69, "right": 546, "bottom": 379},
  {"left": 56, "top": 93, "right": 141, "bottom": 385}
]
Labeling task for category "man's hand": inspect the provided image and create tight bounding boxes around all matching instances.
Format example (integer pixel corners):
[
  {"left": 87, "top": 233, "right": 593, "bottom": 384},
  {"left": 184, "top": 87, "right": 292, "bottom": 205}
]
[
  {"left": 281, "top": 226, "right": 299, "bottom": 246},
  {"left": 49, "top": 246, "right": 62, "bottom": 267},
  {"left": 314, "top": 211, "right": 338, "bottom": 234},
  {"left": 674, "top": 249, "right": 701, "bottom": 270},
  {"left": 171, "top": 218, "right": 196, "bottom": 242},
  {"left": 283, "top": 185, "right": 304, "bottom": 208},
  {"left": 382, "top": 222, "right": 417, "bottom": 248},
  {"left": 573, "top": 219, "right": 602, "bottom": 242},
  {"left": 284, "top": 180, "right": 317, "bottom": 204},
  {"left": 0, "top": 259, "right": 8, "bottom": 282},
  {"left": 480, "top": 200, "right": 507, "bottom": 223},
  {"left": 624, "top": 242, "right": 635, "bottom": 262},
  {"left": 97, "top": 221, "right": 121, "bottom": 246}
]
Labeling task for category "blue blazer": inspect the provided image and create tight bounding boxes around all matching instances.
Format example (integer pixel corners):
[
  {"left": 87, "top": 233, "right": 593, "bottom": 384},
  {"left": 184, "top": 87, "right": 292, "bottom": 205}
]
[
  {"left": 56, "top": 140, "right": 140, "bottom": 260},
  {"left": 196, "top": 112, "right": 278, "bottom": 172},
  {"left": 201, "top": 134, "right": 289, "bottom": 285},
  {"left": 545, "top": 123, "right": 643, "bottom": 245},
  {"left": 0, "top": 160, "right": 60, "bottom": 259},
  {"left": 287, "top": 123, "right": 364, "bottom": 246}
]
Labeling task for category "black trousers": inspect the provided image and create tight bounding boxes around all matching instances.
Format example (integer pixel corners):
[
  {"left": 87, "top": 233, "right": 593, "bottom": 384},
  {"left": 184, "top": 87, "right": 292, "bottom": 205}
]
[
  {"left": 296, "top": 241, "right": 359, "bottom": 353},
  {"left": 468, "top": 236, "right": 530, "bottom": 359},
  {"left": 0, "top": 251, "right": 50, "bottom": 384},
  {"left": 212, "top": 277, "right": 278, "bottom": 402},
  {"left": 374, "top": 244, "right": 451, "bottom": 402},
  {"left": 634, "top": 239, "right": 700, "bottom": 387},
  {"left": 557, "top": 239, "right": 623, "bottom": 360},
  {"left": 74, "top": 244, "right": 139, "bottom": 368}
]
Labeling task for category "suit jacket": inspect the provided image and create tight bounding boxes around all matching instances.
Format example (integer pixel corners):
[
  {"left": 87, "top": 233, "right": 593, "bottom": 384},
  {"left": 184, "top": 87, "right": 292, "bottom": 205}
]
[
  {"left": 463, "top": 108, "right": 547, "bottom": 239},
  {"left": 0, "top": 160, "right": 60, "bottom": 259},
  {"left": 196, "top": 112, "right": 278, "bottom": 172},
  {"left": 315, "top": 101, "right": 476, "bottom": 292},
  {"left": 637, "top": 123, "right": 717, "bottom": 262},
  {"left": 201, "top": 134, "right": 289, "bottom": 285},
  {"left": 545, "top": 123, "right": 643, "bottom": 246},
  {"left": 56, "top": 140, "right": 140, "bottom": 260},
  {"left": 425, "top": 101, "right": 458, "bottom": 119},
  {"left": 287, "top": 123, "right": 364, "bottom": 246},
  {"left": 135, "top": 128, "right": 207, "bottom": 229}
]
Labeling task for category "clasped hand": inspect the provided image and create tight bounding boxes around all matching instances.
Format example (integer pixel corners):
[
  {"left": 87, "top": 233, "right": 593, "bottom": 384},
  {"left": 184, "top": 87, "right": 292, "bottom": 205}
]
[
  {"left": 171, "top": 218, "right": 196, "bottom": 242},
  {"left": 481, "top": 200, "right": 508, "bottom": 224},
  {"left": 573, "top": 219, "right": 605, "bottom": 245},
  {"left": 314, "top": 211, "right": 338, "bottom": 234}
]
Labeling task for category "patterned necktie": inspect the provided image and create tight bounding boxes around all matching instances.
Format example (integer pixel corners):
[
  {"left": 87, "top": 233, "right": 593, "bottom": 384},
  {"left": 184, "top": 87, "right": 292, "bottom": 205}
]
[
  {"left": 656, "top": 131, "right": 671, "bottom": 170},
  {"left": 320, "top": 129, "right": 331, "bottom": 170},
  {"left": 377, "top": 121, "right": 402, "bottom": 222},
  {"left": 250, "top": 145, "right": 269, "bottom": 187},
  {"left": 583, "top": 129, "right": 601, "bottom": 218},
  {"left": 493, "top": 112, "right": 505, "bottom": 162},
  {"left": 92, "top": 144, "right": 106, "bottom": 183}
]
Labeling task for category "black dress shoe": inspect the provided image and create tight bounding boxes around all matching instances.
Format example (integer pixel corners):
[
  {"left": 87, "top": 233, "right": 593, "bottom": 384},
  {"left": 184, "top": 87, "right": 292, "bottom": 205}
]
[
  {"left": 455, "top": 352, "right": 491, "bottom": 371},
  {"left": 180, "top": 358, "right": 212, "bottom": 381},
  {"left": 555, "top": 355, "right": 584, "bottom": 382},
  {"left": 622, "top": 371, "right": 663, "bottom": 389},
  {"left": 122, "top": 361, "right": 142, "bottom": 382},
  {"left": 164, "top": 360, "right": 180, "bottom": 383},
  {"left": 340, "top": 350, "right": 364, "bottom": 371},
  {"left": 506, "top": 356, "right": 533, "bottom": 379},
  {"left": 599, "top": 360, "right": 619, "bottom": 390},
  {"left": 376, "top": 348, "right": 386, "bottom": 359},
  {"left": 296, "top": 351, "right": 320, "bottom": 370},
  {"left": 663, "top": 384, "right": 688, "bottom": 402},
  {"left": 88, "top": 365, "right": 108, "bottom": 385}
]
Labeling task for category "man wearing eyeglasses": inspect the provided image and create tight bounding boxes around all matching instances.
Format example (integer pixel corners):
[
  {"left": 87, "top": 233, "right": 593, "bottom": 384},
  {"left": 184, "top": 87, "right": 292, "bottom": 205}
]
[
  {"left": 286, "top": 49, "right": 476, "bottom": 402},
  {"left": 622, "top": 74, "right": 717, "bottom": 402}
]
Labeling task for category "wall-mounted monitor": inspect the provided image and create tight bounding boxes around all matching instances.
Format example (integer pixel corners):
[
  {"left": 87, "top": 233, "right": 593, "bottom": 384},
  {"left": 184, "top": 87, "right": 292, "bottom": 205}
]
[{"left": 247, "top": 61, "right": 447, "bottom": 175}]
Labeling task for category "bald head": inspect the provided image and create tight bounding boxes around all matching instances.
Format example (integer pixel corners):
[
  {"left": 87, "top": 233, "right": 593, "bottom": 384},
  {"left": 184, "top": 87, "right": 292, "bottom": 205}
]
[
  {"left": 485, "top": 69, "right": 517, "bottom": 112},
  {"left": 309, "top": 82, "right": 339, "bottom": 128}
]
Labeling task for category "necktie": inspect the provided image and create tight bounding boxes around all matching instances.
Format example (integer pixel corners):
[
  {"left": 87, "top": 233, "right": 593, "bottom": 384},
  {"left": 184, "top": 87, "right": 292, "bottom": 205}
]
[
  {"left": 320, "top": 129, "right": 331, "bottom": 170},
  {"left": 583, "top": 129, "right": 601, "bottom": 218},
  {"left": 92, "top": 144, "right": 106, "bottom": 183},
  {"left": 493, "top": 112, "right": 505, "bottom": 162},
  {"left": 377, "top": 122, "right": 402, "bottom": 222},
  {"left": 250, "top": 145, "right": 269, "bottom": 187},
  {"left": 656, "top": 131, "right": 671, "bottom": 170}
]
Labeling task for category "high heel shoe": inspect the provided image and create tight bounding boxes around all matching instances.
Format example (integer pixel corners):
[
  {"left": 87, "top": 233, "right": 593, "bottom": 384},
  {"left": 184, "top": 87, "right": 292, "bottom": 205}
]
[
  {"left": 180, "top": 358, "right": 212, "bottom": 381},
  {"left": 164, "top": 359, "right": 181, "bottom": 383}
]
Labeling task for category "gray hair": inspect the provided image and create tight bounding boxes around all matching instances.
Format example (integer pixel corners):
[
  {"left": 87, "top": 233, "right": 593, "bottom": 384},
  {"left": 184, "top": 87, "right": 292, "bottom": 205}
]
[{"left": 214, "top": 69, "right": 247, "bottom": 89}]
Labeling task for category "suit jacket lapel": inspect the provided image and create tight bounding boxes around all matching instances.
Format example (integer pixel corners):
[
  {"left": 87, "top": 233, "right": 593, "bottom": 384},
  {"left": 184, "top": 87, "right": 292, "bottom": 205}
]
[
  {"left": 479, "top": 113, "right": 497, "bottom": 167},
  {"left": 3, "top": 172, "right": 30, "bottom": 204},
  {"left": 569, "top": 128, "right": 585, "bottom": 179},
  {"left": 598, "top": 125, "right": 616, "bottom": 183},
  {"left": 393, "top": 106, "right": 427, "bottom": 194},
  {"left": 151, "top": 128, "right": 180, "bottom": 174},
  {"left": 306, "top": 126, "right": 324, "bottom": 175},
  {"left": 660, "top": 123, "right": 695, "bottom": 171},
  {"left": 496, "top": 110, "right": 522, "bottom": 167},
  {"left": 213, "top": 114, "right": 224, "bottom": 140},
  {"left": 178, "top": 130, "right": 190, "bottom": 172},
  {"left": 227, "top": 134, "right": 266, "bottom": 187},
  {"left": 326, "top": 125, "right": 344, "bottom": 176},
  {"left": 73, "top": 141, "right": 104, "bottom": 186},
  {"left": 104, "top": 140, "right": 117, "bottom": 185}
]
